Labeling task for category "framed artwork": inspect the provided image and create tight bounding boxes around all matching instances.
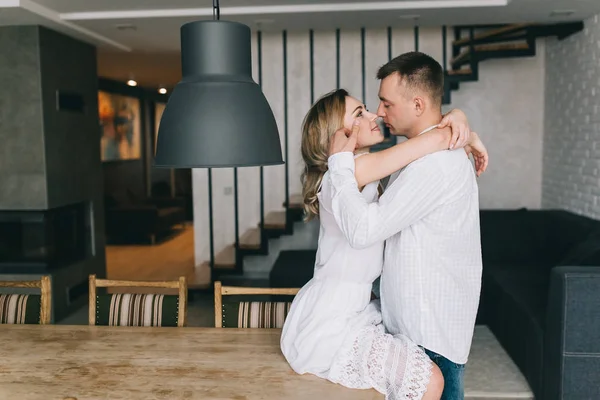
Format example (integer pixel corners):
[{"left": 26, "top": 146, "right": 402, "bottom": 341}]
[
  {"left": 153, "top": 102, "right": 175, "bottom": 197},
  {"left": 98, "top": 90, "right": 141, "bottom": 162},
  {"left": 154, "top": 102, "right": 166, "bottom": 155}
]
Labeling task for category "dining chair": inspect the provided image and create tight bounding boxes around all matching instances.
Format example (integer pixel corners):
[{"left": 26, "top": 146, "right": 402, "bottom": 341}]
[
  {"left": 214, "top": 280, "right": 299, "bottom": 328},
  {"left": 89, "top": 274, "right": 187, "bottom": 327},
  {"left": 0, "top": 276, "right": 51, "bottom": 324}
]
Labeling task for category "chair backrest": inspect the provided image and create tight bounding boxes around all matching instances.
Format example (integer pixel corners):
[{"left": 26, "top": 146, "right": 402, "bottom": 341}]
[
  {"left": 214, "top": 281, "right": 299, "bottom": 328},
  {"left": 0, "top": 276, "right": 51, "bottom": 324},
  {"left": 89, "top": 274, "right": 187, "bottom": 327}
]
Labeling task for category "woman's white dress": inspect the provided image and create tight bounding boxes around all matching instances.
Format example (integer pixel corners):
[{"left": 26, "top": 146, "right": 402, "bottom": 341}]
[{"left": 280, "top": 171, "right": 433, "bottom": 400}]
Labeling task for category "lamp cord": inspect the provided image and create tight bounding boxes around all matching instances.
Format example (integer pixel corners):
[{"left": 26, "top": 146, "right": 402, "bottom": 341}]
[{"left": 213, "top": 0, "right": 220, "bottom": 20}]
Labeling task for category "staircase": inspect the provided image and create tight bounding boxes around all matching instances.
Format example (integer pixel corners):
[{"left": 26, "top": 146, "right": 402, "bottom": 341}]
[
  {"left": 194, "top": 21, "right": 585, "bottom": 288},
  {"left": 443, "top": 22, "right": 583, "bottom": 104},
  {"left": 206, "top": 198, "right": 304, "bottom": 285}
]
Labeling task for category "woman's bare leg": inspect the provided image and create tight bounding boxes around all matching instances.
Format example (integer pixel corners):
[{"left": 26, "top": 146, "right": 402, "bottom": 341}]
[{"left": 421, "top": 363, "right": 444, "bottom": 400}]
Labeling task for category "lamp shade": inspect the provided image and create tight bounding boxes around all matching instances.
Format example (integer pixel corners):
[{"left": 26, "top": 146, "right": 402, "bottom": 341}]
[{"left": 154, "top": 20, "right": 284, "bottom": 168}]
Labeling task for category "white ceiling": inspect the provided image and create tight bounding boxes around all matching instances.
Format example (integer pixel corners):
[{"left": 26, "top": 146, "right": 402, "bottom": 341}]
[
  {"left": 29, "top": 0, "right": 478, "bottom": 13},
  {"left": 1, "top": 0, "right": 598, "bottom": 87}
]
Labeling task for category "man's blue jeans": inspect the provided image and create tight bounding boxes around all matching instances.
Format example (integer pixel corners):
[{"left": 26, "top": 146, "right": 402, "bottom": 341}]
[{"left": 424, "top": 348, "right": 465, "bottom": 400}]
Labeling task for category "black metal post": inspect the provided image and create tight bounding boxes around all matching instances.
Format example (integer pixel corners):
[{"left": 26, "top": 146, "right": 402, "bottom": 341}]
[
  {"left": 258, "top": 31, "right": 265, "bottom": 242},
  {"left": 361, "top": 27, "right": 366, "bottom": 104},
  {"left": 234, "top": 167, "right": 239, "bottom": 250},
  {"left": 336, "top": 29, "right": 340, "bottom": 89},
  {"left": 283, "top": 30, "right": 289, "bottom": 214},
  {"left": 209, "top": 0, "right": 219, "bottom": 281},
  {"left": 309, "top": 29, "right": 314, "bottom": 104},
  {"left": 208, "top": 168, "right": 215, "bottom": 278},
  {"left": 442, "top": 26, "right": 447, "bottom": 71},
  {"left": 387, "top": 26, "right": 392, "bottom": 61},
  {"left": 414, "top": 25, "right": 419, "bottom": 51},
  {"left": 453, "top": 27, "right": 461, "bottom": 59},
  {"left": 469, "top": 27, "right": 475, "bottom": 72}
]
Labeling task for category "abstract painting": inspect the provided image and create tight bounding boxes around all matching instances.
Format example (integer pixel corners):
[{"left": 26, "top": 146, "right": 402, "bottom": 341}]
[
  {"left": 98, "top": 91, "right": 141, "bottom": 162},
  {"left": 154, "top": 102, "right": 166, "bottom": 155}
]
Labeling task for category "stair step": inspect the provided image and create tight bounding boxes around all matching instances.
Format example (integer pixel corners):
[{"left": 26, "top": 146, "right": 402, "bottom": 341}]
[
  {"left": 187, "top": 262, "right": 211, "bottom": 289},
  {"left": 286, "top": 194, "right": 303, "bottom": 210},
  {"left": 453, "top": 23, "right": 531, "bottom": 46},
  {"left": 445, "top": 22, "right": 582, "bottom": 107},
  {"left": 239, "top": 228, "right": 261, "bottom": 250},
  {"left": 264, "top": 211, "right": 286, "bottom": 230},
  {"left": 214, "top": 244, "right": 236, "bottom": 270},
  {"left": 447, "top": 68, "right": 473, "bottom": 76},
  {"left": 450, "top": 42, "right": 530, "bottom": 66}
]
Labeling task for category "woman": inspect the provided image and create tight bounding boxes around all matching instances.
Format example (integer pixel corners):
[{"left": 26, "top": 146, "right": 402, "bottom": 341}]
[{"left": 280, "top": 89, "right": 487, "bottom": 400}]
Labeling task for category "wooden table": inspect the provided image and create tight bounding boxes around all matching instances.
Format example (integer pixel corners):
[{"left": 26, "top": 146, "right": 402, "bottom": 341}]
[{"left": 0, "top": 325, "right": 381, "bottom": 400}]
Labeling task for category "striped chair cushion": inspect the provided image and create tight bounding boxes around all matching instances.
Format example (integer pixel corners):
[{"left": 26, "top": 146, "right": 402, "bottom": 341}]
[
  {"left": 222, "top": 301, "right": 292, "bottom": 328},
  {"left": 96, "top": 294, "right": 180, "bottom": 327},
  {"left": 0, "top": 294, "right": 41, "bottom": 324}
]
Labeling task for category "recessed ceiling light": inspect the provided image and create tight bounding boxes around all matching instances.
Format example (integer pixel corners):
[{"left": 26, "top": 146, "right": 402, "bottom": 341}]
[
  {"left": 550, "top": 10, "right": 575, "bottom": 17},
  {"left": 158, "top": 88, "right": 167, "bottom": 94},
  {"left": 127, "top": 79, "right": 137, "bottom": 87}
]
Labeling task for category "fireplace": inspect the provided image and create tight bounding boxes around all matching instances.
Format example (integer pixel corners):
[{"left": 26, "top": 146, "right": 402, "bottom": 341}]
[{"left": 0, "top": 202, "right": 91, "bottom": 273}]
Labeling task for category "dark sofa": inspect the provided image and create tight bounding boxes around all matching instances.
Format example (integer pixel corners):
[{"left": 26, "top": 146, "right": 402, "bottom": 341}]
[
  {"left": 104, "top": 190, "right": 187, "bottom": 244},
  {"left": 268, "top": 209, "right": 600, "bottom": 399},
  {"left": 478, "top": 209, "right": 600, "bottom": 400}
]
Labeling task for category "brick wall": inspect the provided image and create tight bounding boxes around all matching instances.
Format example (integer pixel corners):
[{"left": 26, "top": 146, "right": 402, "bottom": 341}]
[{"left": 543, "top": 14, "right": 600, "bottom": 218}]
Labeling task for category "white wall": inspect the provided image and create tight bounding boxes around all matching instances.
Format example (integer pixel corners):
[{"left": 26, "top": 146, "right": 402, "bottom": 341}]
[
  {"left": 193, "top": 26, "right": 547, "bottom": 267},
  {"left": 446, "top": 40, "right": 546, "bottom": 210},
  {"left": 543, "top": 14, "right": 600, "bottom": 218}
]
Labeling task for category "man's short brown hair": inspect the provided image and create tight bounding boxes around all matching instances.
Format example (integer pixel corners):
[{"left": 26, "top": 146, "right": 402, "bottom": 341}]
[{"left": 377, "top": 51, "right": 444, "bottom": 107}]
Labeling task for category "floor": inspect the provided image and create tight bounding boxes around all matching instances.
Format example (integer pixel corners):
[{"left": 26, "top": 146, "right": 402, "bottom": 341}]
[
  {"left": 59, "top": 219, "right": 533, "bottom": 399},
  {"left": 105, "top": 223, "right": 198, "bottom": 281}
]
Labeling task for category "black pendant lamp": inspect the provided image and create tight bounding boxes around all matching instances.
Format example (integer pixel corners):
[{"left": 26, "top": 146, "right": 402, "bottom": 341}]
[{"left": 154, "top": 0, "right": 284, "bottom": 168}]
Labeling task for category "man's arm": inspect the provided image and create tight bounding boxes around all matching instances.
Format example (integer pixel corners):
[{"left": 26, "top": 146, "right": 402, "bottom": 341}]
[{"left": 327, "top": 152, "right": 449, "bottom": 249}]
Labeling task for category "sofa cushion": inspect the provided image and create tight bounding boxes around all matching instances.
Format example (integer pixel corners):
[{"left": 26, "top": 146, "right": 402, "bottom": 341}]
[
  {"left": 0, "top": 294, "right": 41, "bottom": 324},
  {"left": 558, "top": 229, "right": 600, "bottom": 267},
  {"left": 487, "top": 266, "right": 550, "bottom": 329},
  {"left": 95, "top": 293, "right": 180, "bottom": 327},
  {"left": 480, "top": 209, "right": 600, "bottom": 266},
  {"left": 222, "top": 301, "right": 292, "bottom": 328},
  {"left": 542, "top": 211, "right": 600, "bottom": 264},
  {"left": 479, "top": 209, "right": 546, "bottom": 264},
  {"left": 483, "top": 265, "right": 549, "bottom": 396}
]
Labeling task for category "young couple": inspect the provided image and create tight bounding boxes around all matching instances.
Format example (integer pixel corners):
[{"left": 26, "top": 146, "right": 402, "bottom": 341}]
[{"left": 281, "top": 51, "right": 487, "bottom": 400}]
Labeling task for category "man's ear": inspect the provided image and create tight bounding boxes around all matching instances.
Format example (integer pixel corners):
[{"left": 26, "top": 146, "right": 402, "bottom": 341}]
[{"left": 414, "top": 96, "right": 426, "bottom": 117}]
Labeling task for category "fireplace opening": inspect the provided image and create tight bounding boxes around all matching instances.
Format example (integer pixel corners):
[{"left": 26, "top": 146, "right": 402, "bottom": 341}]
[{"left": 0, "top": 202, "right": 90, "bottom": 272}]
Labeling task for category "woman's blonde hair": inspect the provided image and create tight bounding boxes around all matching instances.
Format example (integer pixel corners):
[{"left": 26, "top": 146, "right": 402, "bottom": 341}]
[{"left": 301, "top": 89, "right": 349, "bottom": 221}]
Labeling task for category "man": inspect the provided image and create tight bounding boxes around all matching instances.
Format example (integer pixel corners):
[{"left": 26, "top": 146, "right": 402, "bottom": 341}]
[{"left": 327, "top": 51, "right": 483, "bottom": 400}]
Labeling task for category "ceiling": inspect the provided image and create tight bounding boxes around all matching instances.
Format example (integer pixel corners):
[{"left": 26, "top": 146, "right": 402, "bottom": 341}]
[{"left": 1, "top": 0, "right": 598, "bottom": 87}]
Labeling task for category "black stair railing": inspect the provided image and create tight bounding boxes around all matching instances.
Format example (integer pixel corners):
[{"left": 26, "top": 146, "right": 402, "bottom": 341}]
[
  {"left": 258, "top": 30, "right": 266, "bottom": 251},
  {"left": 283, "top": 30, "right": 289, "bottom": 227}
]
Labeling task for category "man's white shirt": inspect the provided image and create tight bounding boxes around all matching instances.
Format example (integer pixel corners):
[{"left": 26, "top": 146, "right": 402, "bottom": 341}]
[{"left": 326, "top": 144, "right": 482, "bottom": 364}]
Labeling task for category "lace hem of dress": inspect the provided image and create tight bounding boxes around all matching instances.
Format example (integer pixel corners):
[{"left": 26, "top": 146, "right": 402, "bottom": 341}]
[{"left": 327, "top": 325, "right": 433, "bottom": 400}]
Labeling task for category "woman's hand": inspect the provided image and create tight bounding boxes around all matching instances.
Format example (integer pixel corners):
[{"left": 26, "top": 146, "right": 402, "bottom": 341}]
[
  {"left": 329, "top": 120, "right": 360, "bottom": 157},
  {"left": 465, "top": 132, "right": 489, "bottom": 177},
  {"left": 438, "top": 108, "right": 470, "bottom": 150}
]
